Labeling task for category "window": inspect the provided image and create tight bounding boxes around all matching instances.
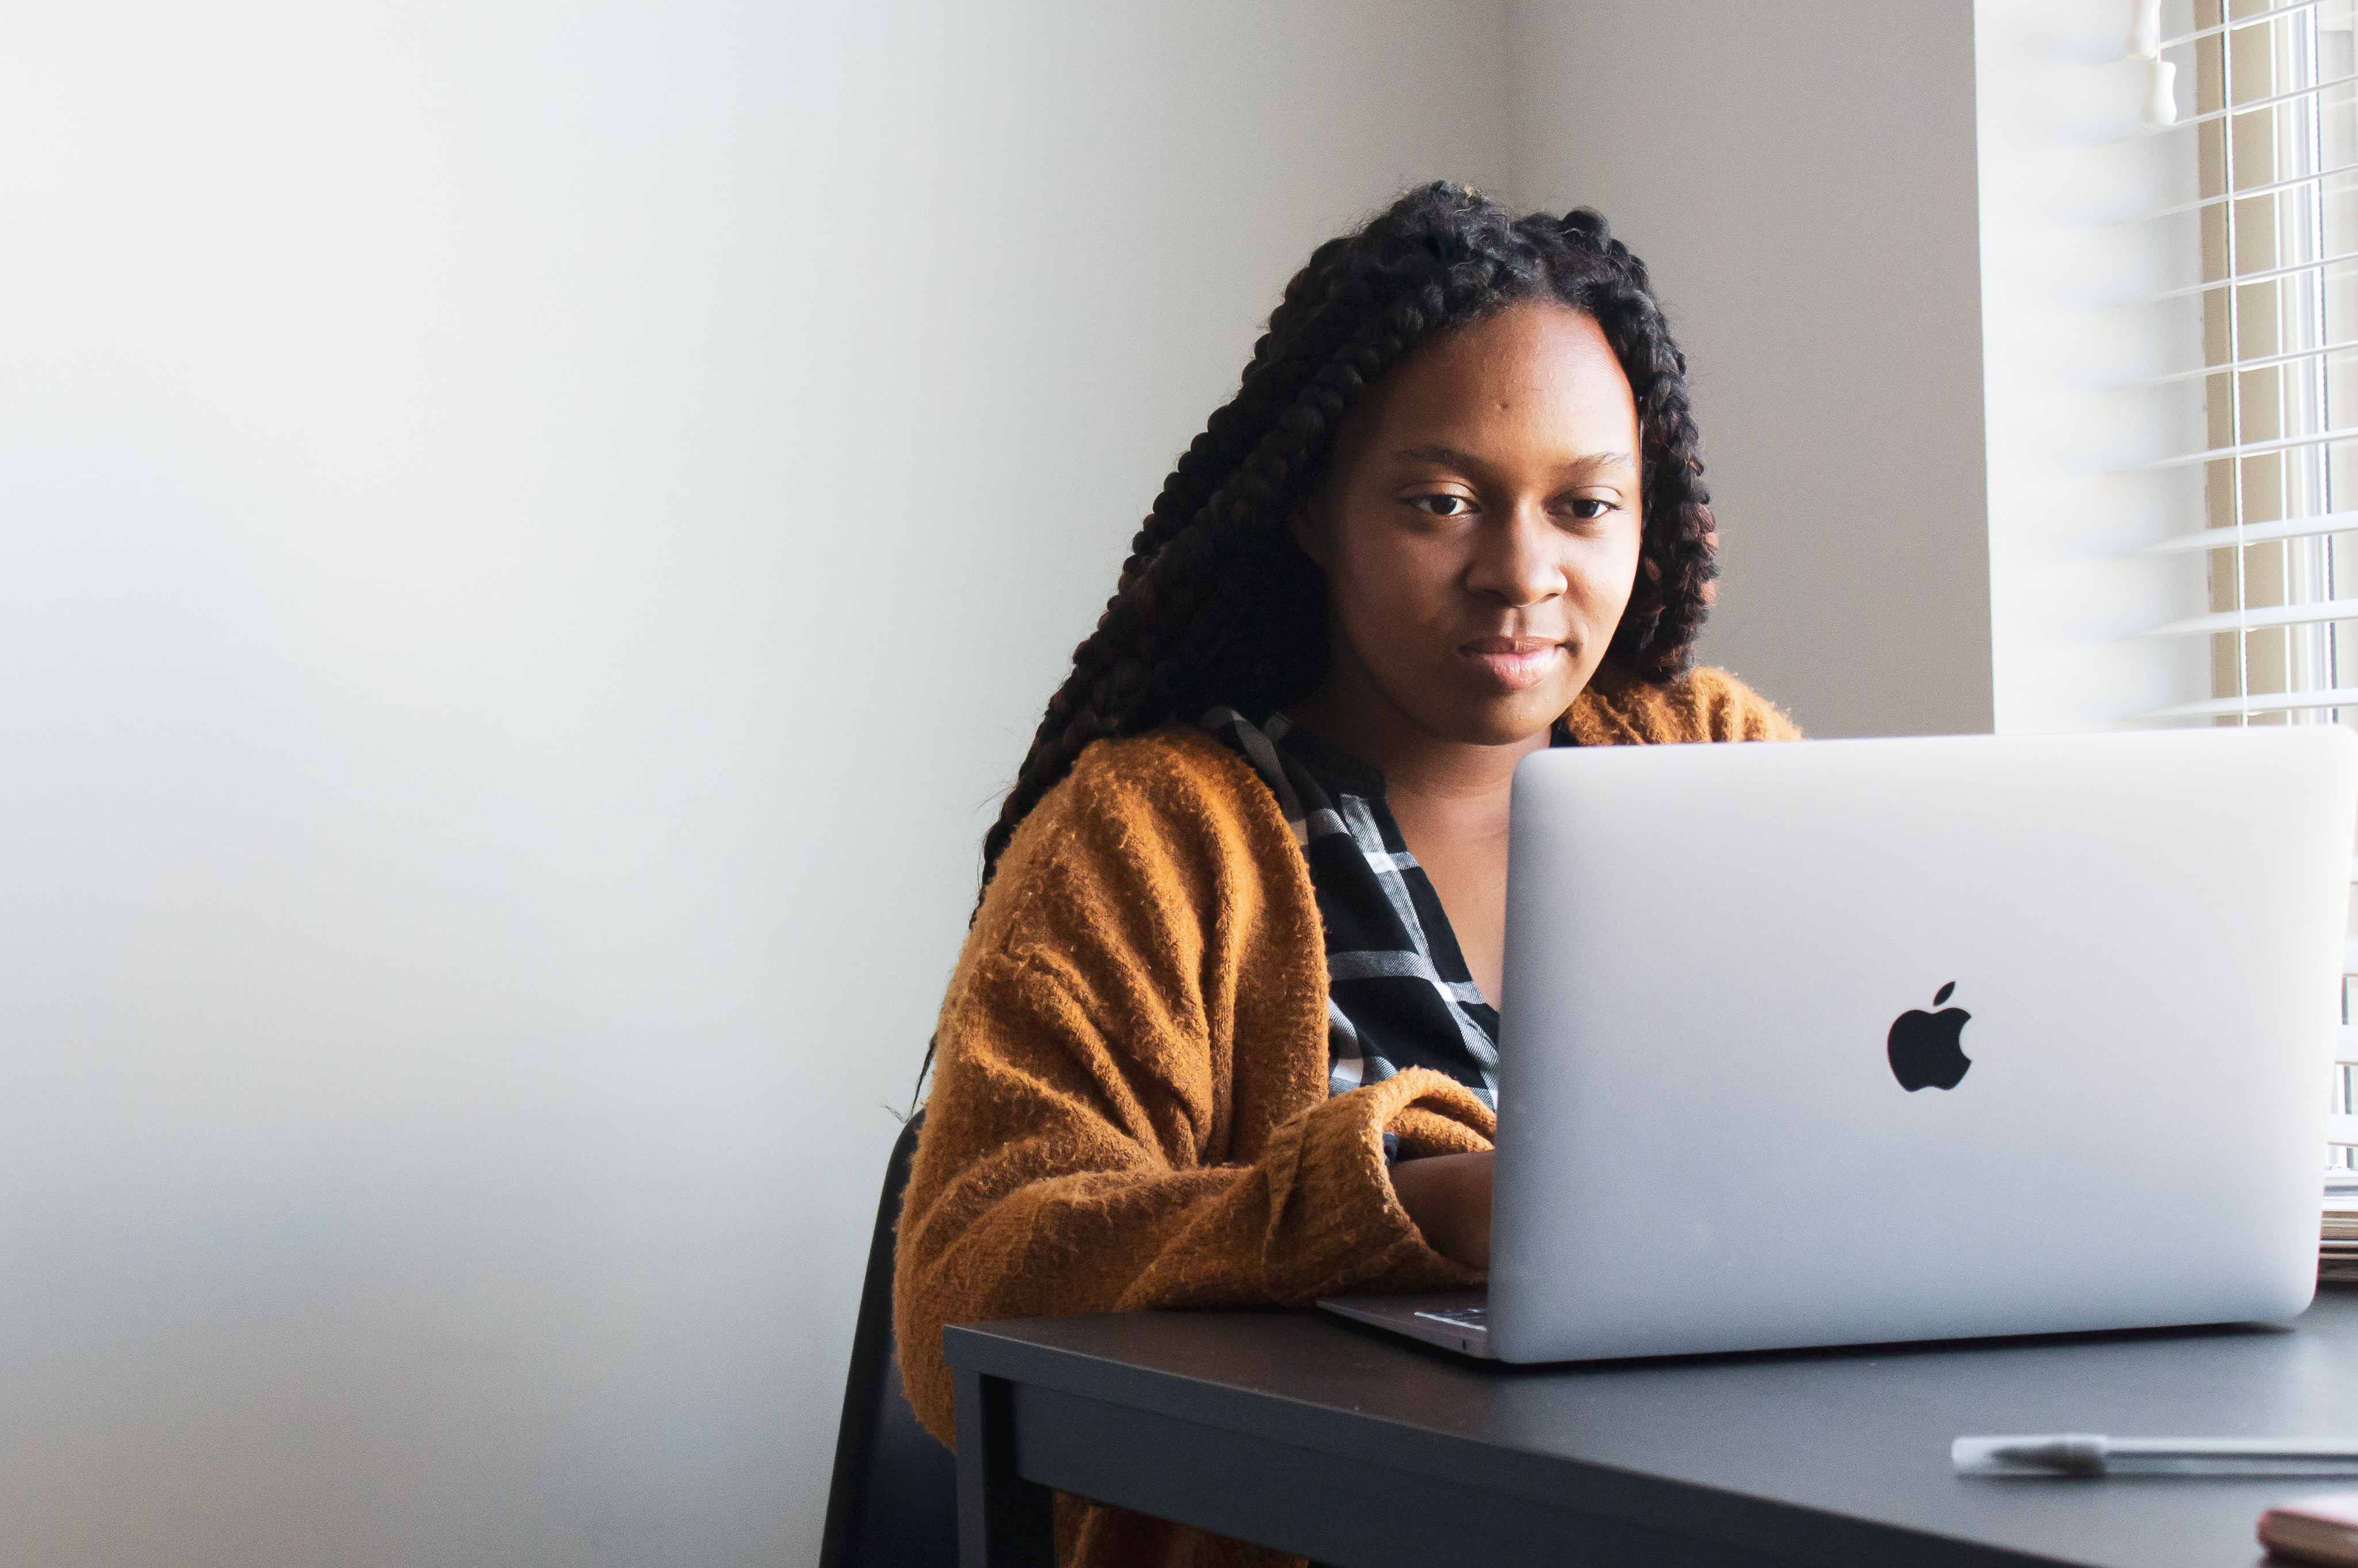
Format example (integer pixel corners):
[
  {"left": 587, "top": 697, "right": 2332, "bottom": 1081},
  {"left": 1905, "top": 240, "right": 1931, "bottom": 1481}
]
[{"left": 2135, "top": 0, "right": 2358, "bottom": 1171}]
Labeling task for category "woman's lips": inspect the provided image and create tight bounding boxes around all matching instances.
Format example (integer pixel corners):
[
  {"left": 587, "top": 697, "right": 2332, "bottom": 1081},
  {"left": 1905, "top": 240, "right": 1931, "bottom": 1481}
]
[{"left": 1461, "top": 636, "right": 1566, "bottom": 690}]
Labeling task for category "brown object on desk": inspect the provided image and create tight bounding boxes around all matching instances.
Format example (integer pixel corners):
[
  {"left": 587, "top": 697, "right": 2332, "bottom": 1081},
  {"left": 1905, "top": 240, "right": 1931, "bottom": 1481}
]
[
  {"left": 2321, "top": 1178, "right": 2358, "bottom": 1282},
  {"left": 2261, "top": 1493, "right": 2358, "bottom": 1566}
]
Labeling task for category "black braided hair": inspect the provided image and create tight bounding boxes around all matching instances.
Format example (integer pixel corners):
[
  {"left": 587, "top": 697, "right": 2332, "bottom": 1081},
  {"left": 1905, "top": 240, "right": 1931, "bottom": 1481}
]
[
  {"left": 987, "top": 183, "right": 1715, "bottom": 905},
  {"left": 907, "top": 185, "right": 1716, "bottom": 1107}
]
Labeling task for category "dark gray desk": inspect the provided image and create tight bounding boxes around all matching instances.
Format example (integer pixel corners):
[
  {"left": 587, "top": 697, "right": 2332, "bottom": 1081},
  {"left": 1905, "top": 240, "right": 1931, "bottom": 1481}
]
[{"left": 944, "top": 1285, "right": 2358, "bottom": 1567}]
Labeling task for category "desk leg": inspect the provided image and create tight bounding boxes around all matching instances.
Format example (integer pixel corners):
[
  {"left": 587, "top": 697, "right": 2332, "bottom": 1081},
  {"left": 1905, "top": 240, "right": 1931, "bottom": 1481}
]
[{"left": 954, "top": 1365, "right": 1056, "bottom": 1568}]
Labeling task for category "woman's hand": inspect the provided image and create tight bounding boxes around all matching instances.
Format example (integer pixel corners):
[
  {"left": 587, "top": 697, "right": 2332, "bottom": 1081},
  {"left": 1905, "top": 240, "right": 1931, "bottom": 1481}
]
[{"left": 1387, "top": 1149, "right": 1494, "bottom": 1270}]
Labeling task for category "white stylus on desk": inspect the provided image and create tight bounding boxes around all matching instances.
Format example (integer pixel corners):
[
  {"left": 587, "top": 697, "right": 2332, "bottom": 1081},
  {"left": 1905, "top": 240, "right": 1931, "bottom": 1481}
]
[{"left": 1954, "top": 1435, "right": 2358, "bottom": 1476}]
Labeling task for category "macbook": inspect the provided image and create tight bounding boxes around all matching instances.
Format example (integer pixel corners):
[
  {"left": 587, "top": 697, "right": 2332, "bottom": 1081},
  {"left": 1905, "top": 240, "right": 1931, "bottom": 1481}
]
[{"left": 1321, "top": 727, "right": 2357, "bottom": 1362}]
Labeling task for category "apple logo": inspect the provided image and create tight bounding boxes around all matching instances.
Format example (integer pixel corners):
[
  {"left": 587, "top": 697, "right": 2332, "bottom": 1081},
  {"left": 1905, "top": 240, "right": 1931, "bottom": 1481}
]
[{"left": 1887, "top": 981, "right": 1972, "bottom": 1091}]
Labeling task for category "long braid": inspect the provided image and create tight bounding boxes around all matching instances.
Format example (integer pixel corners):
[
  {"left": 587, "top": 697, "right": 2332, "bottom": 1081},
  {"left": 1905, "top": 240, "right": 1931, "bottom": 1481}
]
[
  {"left": 980, "top": 185, "right": 1719, "bottom": 905},
  {"left": 1112, "top": 236, "right": 1402, "bottom": 592},
  {"left": 908, "top": 187, "right": 1719, "bottom": 1107}
]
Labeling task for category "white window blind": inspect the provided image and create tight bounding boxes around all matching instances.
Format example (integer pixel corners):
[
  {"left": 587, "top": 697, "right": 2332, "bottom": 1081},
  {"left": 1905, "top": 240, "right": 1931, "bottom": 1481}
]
[{"left": 2128, "top": 0, "right": 2358, "bottom": 1174}]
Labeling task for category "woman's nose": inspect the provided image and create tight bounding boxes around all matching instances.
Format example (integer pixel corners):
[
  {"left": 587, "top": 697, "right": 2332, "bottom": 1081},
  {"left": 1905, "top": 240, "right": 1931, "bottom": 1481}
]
[{"left": 1466, "top": 503, "right": 1566, "bottom": 607}]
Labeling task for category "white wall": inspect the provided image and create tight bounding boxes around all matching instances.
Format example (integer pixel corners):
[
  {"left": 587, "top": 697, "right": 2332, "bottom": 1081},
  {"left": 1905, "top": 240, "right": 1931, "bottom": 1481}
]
[
  {"left": 0, "top": 4, "right": 2023, "bottom": 1559},
  {"left": 0, "top": 4, "right": 1510, "bottom": 1562},
  {"left": 1506, "top": 0, "right": 1996, "bottom": 738}
]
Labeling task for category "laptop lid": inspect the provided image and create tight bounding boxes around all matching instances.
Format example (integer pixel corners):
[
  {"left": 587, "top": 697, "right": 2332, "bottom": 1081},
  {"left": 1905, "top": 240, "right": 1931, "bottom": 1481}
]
[{"left": 1488, "top": 727, "right": 2356, "bottom": 1364}]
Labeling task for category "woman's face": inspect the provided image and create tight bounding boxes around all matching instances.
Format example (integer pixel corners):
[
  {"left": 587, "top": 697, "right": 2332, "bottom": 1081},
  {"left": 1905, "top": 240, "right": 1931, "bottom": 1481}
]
[{"left": 1293, "top": 302, "right": 1645, "bottom": 748}]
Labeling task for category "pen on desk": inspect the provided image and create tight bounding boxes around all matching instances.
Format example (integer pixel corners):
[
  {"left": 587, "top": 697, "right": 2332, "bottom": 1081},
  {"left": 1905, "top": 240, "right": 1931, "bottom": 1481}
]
[{"left": 1954, "top": 1435, "right": 2358, "bottom": 1477}]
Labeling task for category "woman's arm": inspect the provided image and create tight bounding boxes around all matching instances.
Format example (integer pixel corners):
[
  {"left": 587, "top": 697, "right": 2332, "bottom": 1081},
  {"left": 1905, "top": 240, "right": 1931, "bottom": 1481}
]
[
  {"left": 893, "top": 948, "right": 1491, "bottom": 1443},
  {"left": 890, "top": 733, "right": 1493, "bottom": 1445}
]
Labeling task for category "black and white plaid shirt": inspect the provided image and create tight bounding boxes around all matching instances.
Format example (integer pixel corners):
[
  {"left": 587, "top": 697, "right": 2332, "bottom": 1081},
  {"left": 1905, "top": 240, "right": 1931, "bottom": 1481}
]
[{"left": 1204, "top": 707, "right": 1568, "bottom": 1111}]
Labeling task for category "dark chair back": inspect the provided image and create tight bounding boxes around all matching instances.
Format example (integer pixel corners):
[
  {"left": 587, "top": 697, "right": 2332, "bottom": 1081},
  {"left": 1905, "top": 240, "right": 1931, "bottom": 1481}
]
[{"left": 818, "top": 1111, "right": 958, "bottom": 1568}]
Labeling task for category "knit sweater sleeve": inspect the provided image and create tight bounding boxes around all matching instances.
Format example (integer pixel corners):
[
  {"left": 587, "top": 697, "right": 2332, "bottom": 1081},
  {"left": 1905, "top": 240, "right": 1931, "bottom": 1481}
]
[{"left": 891, "top": 732, "right": 1491, "bottom": 1446}]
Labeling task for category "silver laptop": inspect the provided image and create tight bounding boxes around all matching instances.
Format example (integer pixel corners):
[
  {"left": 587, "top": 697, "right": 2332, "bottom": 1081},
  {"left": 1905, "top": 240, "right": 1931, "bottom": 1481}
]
[{"left": 1320, "top": 727, "right": 2357, "bottom": 1362}]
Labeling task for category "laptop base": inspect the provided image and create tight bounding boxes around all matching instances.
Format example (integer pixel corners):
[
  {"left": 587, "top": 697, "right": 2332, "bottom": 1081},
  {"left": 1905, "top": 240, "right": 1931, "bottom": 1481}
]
[{"left": 1317, "top": 1290, "right": 1495, "bottom": 1359}]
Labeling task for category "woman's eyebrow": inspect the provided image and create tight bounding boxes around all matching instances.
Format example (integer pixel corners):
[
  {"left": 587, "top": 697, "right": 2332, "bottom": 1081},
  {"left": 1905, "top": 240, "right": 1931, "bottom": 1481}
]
[
  {"left": 1393, "top": 443, "right": 1487, "bottom": 468},
  {"left": 1391, "top": 443, "right": 1636, "bottom": 472}
]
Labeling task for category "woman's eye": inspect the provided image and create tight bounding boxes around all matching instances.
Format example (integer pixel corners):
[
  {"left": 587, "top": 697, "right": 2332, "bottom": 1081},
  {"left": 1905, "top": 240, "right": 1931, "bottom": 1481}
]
[
  {"left": 1568, "top": 498, "right": 1616, "bottom": 521},
  {"left": 1410, "top": 494, "right": 1474, "bottom": 518}
]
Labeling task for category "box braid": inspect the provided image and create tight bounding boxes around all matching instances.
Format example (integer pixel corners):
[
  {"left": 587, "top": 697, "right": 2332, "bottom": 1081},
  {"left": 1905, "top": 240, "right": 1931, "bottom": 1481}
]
[{"left": 980, "top": 183, "right": 1717, "bottom": 907}]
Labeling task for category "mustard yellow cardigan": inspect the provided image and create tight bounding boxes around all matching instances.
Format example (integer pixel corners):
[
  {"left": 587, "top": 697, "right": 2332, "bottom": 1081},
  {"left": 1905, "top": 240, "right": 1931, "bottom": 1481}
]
[{"left": 894, "top": 664, "right": 1799, "bottom": 1568}]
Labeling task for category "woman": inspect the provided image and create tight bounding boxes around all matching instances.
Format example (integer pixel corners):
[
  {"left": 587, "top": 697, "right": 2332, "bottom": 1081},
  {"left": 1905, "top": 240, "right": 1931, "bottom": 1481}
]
[{"left": 893, "top": 183, "right": 1797, "bottom": 1567}]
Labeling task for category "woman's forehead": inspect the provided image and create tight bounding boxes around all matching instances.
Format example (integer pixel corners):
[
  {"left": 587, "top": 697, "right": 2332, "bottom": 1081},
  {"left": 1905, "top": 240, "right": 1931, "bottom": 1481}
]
[{"left": 1346, "top": 304, "right": 1639, "bottom": 467}]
